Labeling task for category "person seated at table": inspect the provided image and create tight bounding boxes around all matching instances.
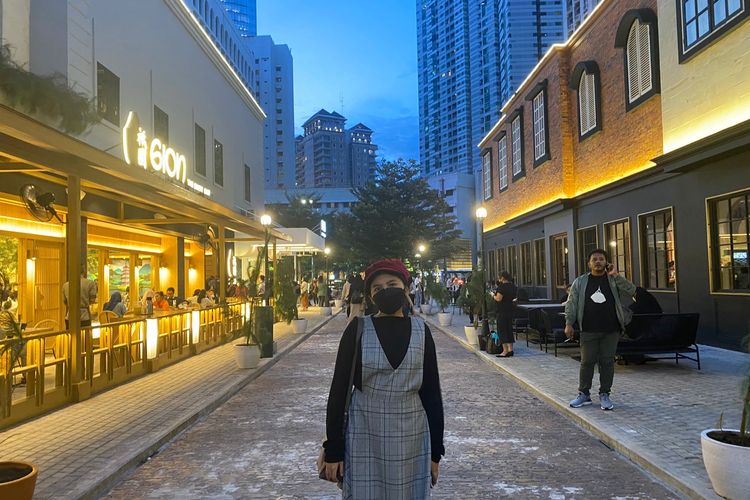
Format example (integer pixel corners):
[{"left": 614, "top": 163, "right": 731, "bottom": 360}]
[
  {"left": 207, "top": 289, "right": 218, "bottom": 304},
  {"left": 165, "top": 287, "right": 183, "bottom": 307},
  {"left": 103, "top": 291, "right": 128, "bottom": 317},
  {"left": 152, "top": 291, "right": 171, "bottom": 311},
  {"left": 198, "top": 290, "right": 214, "bottom": 308},
  {"left": 140, "top": 289, "right": 154, "bottom": 310}
]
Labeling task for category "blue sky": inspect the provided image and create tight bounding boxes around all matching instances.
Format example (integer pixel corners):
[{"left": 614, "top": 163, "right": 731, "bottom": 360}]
[{"left": 257, "top": 1, "right": 419, "bottom": 161}]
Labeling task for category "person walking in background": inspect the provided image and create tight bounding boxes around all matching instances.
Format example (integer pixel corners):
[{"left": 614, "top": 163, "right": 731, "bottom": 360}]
[
  {"left": 493, "top": 272, "right": 517, "bottom": 358},
  {"left": 565, "top": 249, "right": 636, "bottom": 411},
  {"left": 342, "top": 274, "right": 353, "bottom": 316},
  {"left": 323, "top": 259, "right": 444, "bottom": 498},
  {"left": 62, "top": 270, "right": 98, "bottom": 329},
  {"left": 317, "top": 274, "right": 328, "bottom": 307},
  {"left": 347, "top": 272, "right": 365, "bottom": 320},
  {"left": 300, "top": 276, "right": 310, "bottom": 311},
  {"left": 310, "top": 278, "right": 318, "bottom": 306}
]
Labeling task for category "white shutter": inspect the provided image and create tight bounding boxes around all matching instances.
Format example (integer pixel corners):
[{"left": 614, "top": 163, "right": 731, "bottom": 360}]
[
  {"left": 482, "top": 152, "right": 491, "bottom": 200},
  {"left": 498, "top": 137, "right": 508, "bottom": 189},
  {"left": 626, "top": 20, "right": 652, "bottom": 103},
  {"left": 578, "top": 72, "right": 597, "bottom": 135}
]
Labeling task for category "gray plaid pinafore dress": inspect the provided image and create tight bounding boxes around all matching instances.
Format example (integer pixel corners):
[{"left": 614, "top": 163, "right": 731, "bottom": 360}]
[{"left": 343, "top": 316, "right": 431, "bottom": 499}]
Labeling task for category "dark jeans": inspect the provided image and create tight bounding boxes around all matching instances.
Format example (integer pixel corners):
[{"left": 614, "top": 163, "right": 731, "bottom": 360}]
[{"left": 578, "top": 331, "right": 619, "bottom": 395}]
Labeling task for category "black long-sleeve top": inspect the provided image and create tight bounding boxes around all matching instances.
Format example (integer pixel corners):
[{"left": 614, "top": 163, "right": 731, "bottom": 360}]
[{"left": 324, "top": 316, "right": 445, "bottom": 463}]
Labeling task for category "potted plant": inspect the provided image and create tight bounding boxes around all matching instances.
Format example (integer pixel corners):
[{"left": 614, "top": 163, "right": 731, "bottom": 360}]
[
  {"left": 429, "top": 280, "right": 453, "bottom": 326},
  {"left": 457, "top": 271, "right": 484, "bottom": 346},
  {"left": 274, "top": 257, "right": 307, "bottom": 334},
  {"left": 0, "top": 312, "right": 38, "bottom": 500},
  {"left": 701, "top": 335, "right": 750, "bottom": 499},
  {"left": 233, "top": 311, "right": 261, "bottom": 369}
]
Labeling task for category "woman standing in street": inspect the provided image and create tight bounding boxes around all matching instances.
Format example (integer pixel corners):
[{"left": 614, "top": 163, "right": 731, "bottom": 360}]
[
  {"left": 323, "top": 258, "right": 444, "bottom": 499},
  {"left": 493, "top": 271, "right": 518, "bottom": 357}
]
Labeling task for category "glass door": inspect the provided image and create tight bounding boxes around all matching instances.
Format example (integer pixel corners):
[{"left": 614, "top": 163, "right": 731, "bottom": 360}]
[{"left": 551, "top": 234, "right": 569, "bottom": 301}]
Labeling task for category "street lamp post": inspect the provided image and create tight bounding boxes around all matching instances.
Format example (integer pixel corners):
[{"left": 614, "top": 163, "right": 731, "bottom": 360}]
[
  {"left": 323, "top": 246, "right": 331, "bottom": 306},
  {"left": 260, "top": 214, "right": 272, "bottom": 300},
  {"left": 475, "top": 207, "right": 488, "bottom": 336}
]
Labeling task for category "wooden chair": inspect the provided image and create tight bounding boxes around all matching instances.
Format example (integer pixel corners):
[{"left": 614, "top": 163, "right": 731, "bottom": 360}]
[
  {"left": 33, "top": 319, "right": 60, "bottom": 358},
  {"left": 98, "top": 311, "right": 119, "bottom": 324}
]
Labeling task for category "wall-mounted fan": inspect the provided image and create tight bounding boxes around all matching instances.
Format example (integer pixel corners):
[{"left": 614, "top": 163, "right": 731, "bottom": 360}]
[
  {"left": 194, "top": 226, "right": 218, "bottom": 251},
  {"left": 20, "top": 184, "right": 64, "bottom": 223}
]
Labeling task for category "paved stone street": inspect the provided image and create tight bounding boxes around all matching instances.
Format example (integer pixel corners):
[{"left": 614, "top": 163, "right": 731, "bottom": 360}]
[{"left": 105, "top": 314, "right": 676, "bottom": 499}]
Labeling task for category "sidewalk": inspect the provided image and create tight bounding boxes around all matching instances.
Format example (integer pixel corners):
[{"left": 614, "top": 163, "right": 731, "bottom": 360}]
[
  {"left": 0, "top": 308, "right": 341, "bottom": 500},
  {"left": 423, "top": 311, "right": 748, "bottom": 500}
]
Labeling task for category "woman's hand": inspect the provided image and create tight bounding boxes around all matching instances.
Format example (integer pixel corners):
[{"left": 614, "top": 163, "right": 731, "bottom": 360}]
[
  {"left": 325, "top": 461, "right": 343, "bottom": 483},
  {"left": 431, "top": 461, "right": 440, "bottom": 486}
]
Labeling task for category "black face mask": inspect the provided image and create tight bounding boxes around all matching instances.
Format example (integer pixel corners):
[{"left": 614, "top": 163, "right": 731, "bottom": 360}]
[{"left": 373, "top": 287, "right": 405, "bottom": 314}]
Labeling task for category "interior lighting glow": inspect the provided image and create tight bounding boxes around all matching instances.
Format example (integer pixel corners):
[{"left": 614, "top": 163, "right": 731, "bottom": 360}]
[
  {"left": 146, "top": 318, "right": 158, "bottom": 359},
  {"left": 191, "top": 310, "right": 201, "bottom": 344},
  {"left": 92, "top": 321, "right": 101, "bottom": 340}
]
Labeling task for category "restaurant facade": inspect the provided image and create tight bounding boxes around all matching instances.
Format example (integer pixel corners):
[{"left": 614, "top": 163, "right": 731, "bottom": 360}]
[
  {"left": 478, "top": 0, "right": 750, "bottom": 350},
  {"left": 0, "top": 0, "right": 289, "bottom": 426}
]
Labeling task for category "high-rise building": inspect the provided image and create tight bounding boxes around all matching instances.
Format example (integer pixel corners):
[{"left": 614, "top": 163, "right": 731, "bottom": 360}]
[
  {"left": 565, "top": 0, "right": 600, "bottom": 35},
  {"left": 219, "top": 0, "right": 257, "bottom": 37},
  {"left": 295, "top": 110, "right": 378, "bottom": 189},
  {"left": 416, "top": 0, "right": 565, "bottom": 178},
  {"left": 347, "top": 124, "right": 378, "bottom": 188},
  {"left": 246, "top": 36, "right": 295, "bottom": 189}
]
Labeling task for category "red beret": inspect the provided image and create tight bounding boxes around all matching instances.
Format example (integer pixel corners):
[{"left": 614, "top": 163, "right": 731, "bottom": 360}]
[{"left": 364, "top": 259, "right": 411, "bottom": 294}]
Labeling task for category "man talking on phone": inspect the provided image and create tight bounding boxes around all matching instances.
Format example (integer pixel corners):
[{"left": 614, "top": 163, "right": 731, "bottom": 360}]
[{"left": 565, "top": 249, "right": 636, "bottom": 410}]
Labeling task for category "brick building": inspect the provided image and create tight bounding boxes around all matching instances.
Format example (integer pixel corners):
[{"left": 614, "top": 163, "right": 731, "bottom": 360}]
[{"left": 478, "top": 0, "right": 750, "bottom": 349}]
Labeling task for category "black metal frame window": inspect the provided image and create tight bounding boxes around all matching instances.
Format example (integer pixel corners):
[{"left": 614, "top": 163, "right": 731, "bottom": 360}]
[
  {"left": 507, "top": 245, "right": 518, "bottom": 282},
  {"left": 498, "top": 134, "right": 509, "bottom": 191},
  {"left": 96, "top": 62, "right": 119, "bottom": 125},
  {"left": 194, "top": 124, "right": 206, "bottom": 177},
  {"left": 488, "top": 249, "right": 497, "bottom": 281},
  {"left": 244, "top": 164, "right": 252, "bottom": 202},
  {"left": 678, "top": 0, "right": 746, "bottom": 60},
  {"left": 497, "top": 247, "right": 507, "bottom": 275},
  {"left": 482, "top": 150, "right": 493, "bottom": 200},
  {"left": 604, "top": 219, "right": 632, "bottom": 280},
  {"left": 709, "top": 191, "right": 750, "bottom": 292},
  {"left": 639, "top": 208, "right": 676, "bottom": 290},
  {"left": 577, "top": 226, "right": 599, "bottom": 275},
  {"left": 520, "top": 241, "right": 533, "bottom": 286},
  {"left": 214, "top": 139, "right": 224, "bottom": 187},
  {"left": 154, "top": 105, "right": 169, "bottom": 143},
  {"left": 509, "top": 108, "right": 525, "bottom": 180},
  {"left": 534, "top": 238, "right": 547, "bottom": 286}
]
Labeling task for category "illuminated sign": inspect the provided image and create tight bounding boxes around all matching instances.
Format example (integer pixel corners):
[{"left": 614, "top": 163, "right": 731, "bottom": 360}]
[
  {"left": 122, "top": 111, "right": 211, "bottom": 197},
  {"left": 320, "top": 219, "right": 327, "bottom": 238}
]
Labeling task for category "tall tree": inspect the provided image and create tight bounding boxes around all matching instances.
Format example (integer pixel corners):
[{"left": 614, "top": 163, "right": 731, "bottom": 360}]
[{"left": 329, "top": 159, "right": 462, "bottom": 267}]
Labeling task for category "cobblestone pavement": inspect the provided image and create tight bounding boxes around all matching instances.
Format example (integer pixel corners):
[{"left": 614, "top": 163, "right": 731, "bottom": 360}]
[
  {"left": 0, "top": 309, "right": 334, "bottom": 500},
  {"left": 425, "top": 311, "right": 749, "bottom": 500},
  {"left": 105, "top": 314, "right": 676, "bottom": 499}
]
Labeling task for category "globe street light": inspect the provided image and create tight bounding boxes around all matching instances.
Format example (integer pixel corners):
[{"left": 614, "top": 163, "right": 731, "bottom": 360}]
[
  {"left": 475, "top": 207, "right": 488, "bottom": 336},
  {"left": 418, "top": 244, "right": 426, "bottom": 254}
]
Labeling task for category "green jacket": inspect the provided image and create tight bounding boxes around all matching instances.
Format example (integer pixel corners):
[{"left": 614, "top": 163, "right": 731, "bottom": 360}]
[{"left": 564, "top": 273, "right": 637, "bottom": 333}]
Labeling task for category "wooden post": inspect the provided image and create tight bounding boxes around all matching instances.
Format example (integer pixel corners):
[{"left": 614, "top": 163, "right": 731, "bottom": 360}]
[
  {"left": 218, "top": 224, "right": 226, "bottom": 301},
  {"left": 66, "top": 176, "right": 82, "bottom": 385}
]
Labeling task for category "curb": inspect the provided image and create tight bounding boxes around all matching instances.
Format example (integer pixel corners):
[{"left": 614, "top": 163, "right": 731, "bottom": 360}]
[
  {"left": 82, "top": 311, "right": 341, "bottom": 500},
  {"left": 424, "top": 316, "right": 713, "bottom": 500}
]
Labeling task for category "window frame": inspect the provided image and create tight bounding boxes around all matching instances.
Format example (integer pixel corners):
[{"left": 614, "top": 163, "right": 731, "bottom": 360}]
[
  {"left": 638, "top": 207, "right": 677, "bottom": 291},
  {"left": 507, "top": 245, "right": 518, "bottom": 282},
  {"left": 614, "top": 9, "right": 661, "bottom": 111},
  {"left": 244, "top": 164, "right": 252, "bottom": 203},
  {"left": 497, "top": 133, "right": 509, "bottom": 192},
  {"left": 676, "top": 0, "right": 748, "bottom": 62},
  {"left": 213, "top": 139, "right": 224, "bottom": 187},
  {"left": 153, "top": 105, "right": 169, "bottom": 143},
  {"left": 569, "top": 61, "right": 602, "bottom": 140},
  {"left": 481, "top": 149, "right": 493, "bottom": 200},
  {"left": 524, "top": 80, "right": 550, "bottom": 166},
  {"left": 520, "top": 241, "right": 533, "bottom": 286},
  {"left": 603, "top": 218, "right": 633, "bottom": 281},
  {"left": 194, "top": 124, "right": 207, "bottom": 178},
  {"left": 534, "top": 238, "right": 547, "bottom": 286},
  {"left": 509, "top": 108, "right": 525, "bottom": 181},
  {"left": 576, "top": 225, "right": 600, "bottom": 275},
  {"left": 707, "top": 189, "right": 750, "bottom": 294},
  {"left": 96, "top": 62, "right": 120, "bottom": 126}
]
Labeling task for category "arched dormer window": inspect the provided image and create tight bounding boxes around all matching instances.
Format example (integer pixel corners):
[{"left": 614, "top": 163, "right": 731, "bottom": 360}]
[
  {"left": 615, "top": 9, "right": 660, "bottom": 110},
  {"left": 569, "top": 61, "right": 602, "bottom": 140}
]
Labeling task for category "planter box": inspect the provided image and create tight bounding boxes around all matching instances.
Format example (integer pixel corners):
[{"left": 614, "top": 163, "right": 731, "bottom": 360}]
[
  {"left": 233, "top": 344, "right": 260, "bottom": 369},
  {"left": 0, "top": 462, "right": 37, "bottom": 500},
  {"left": 420, "top": 304, "right": 432, "bottom": 315},
  {"left": 334, "top": 299, "right": 344, "bottom": 309},
  {"left": 292, "top": 318, "right": 308, "bottom": 334},
  {"left": 437, "top": 312, "right": 452, "bottom": 326},
  {"left": 464, "top": 326, "right": 479, "bottom": 346},
  {"left": 320, "top": 306, "right": 332, "bottom": 316},
  {"left": 701, "top": 429, "right": 750, "bottom": 499},
  {"left": 254, "top": 306, "right": 274, "bottom": 358}
]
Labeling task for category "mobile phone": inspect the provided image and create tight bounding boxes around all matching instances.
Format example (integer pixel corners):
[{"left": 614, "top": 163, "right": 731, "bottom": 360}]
[{"left": 605, "top": 263, "right": 613, "bottom": 272}]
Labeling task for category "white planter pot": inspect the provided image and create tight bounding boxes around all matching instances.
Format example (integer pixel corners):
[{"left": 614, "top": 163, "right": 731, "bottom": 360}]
[
  {"left": 420, "top": 304, "right": 432, "bottom": 315},
  {"left": 321, "top": 306, "right": 332, "bottom": 316},
  {"left": 233, "top": 344, "right": 260, "bottom": 369},
  {"left": 334, "top": 299, "right": 344, "bottom": 309},
  {"left": 437, "top": 312, "right": 453, "bottom": 326},
  {"left": 464, "top": 326, "right": 479, "bottom": 346},
  {"left": 292, "top": 318, "right": 308, "bottom": 334},
  {"left": 701, "top": 429, "right": 750, "bottom": 499}
]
